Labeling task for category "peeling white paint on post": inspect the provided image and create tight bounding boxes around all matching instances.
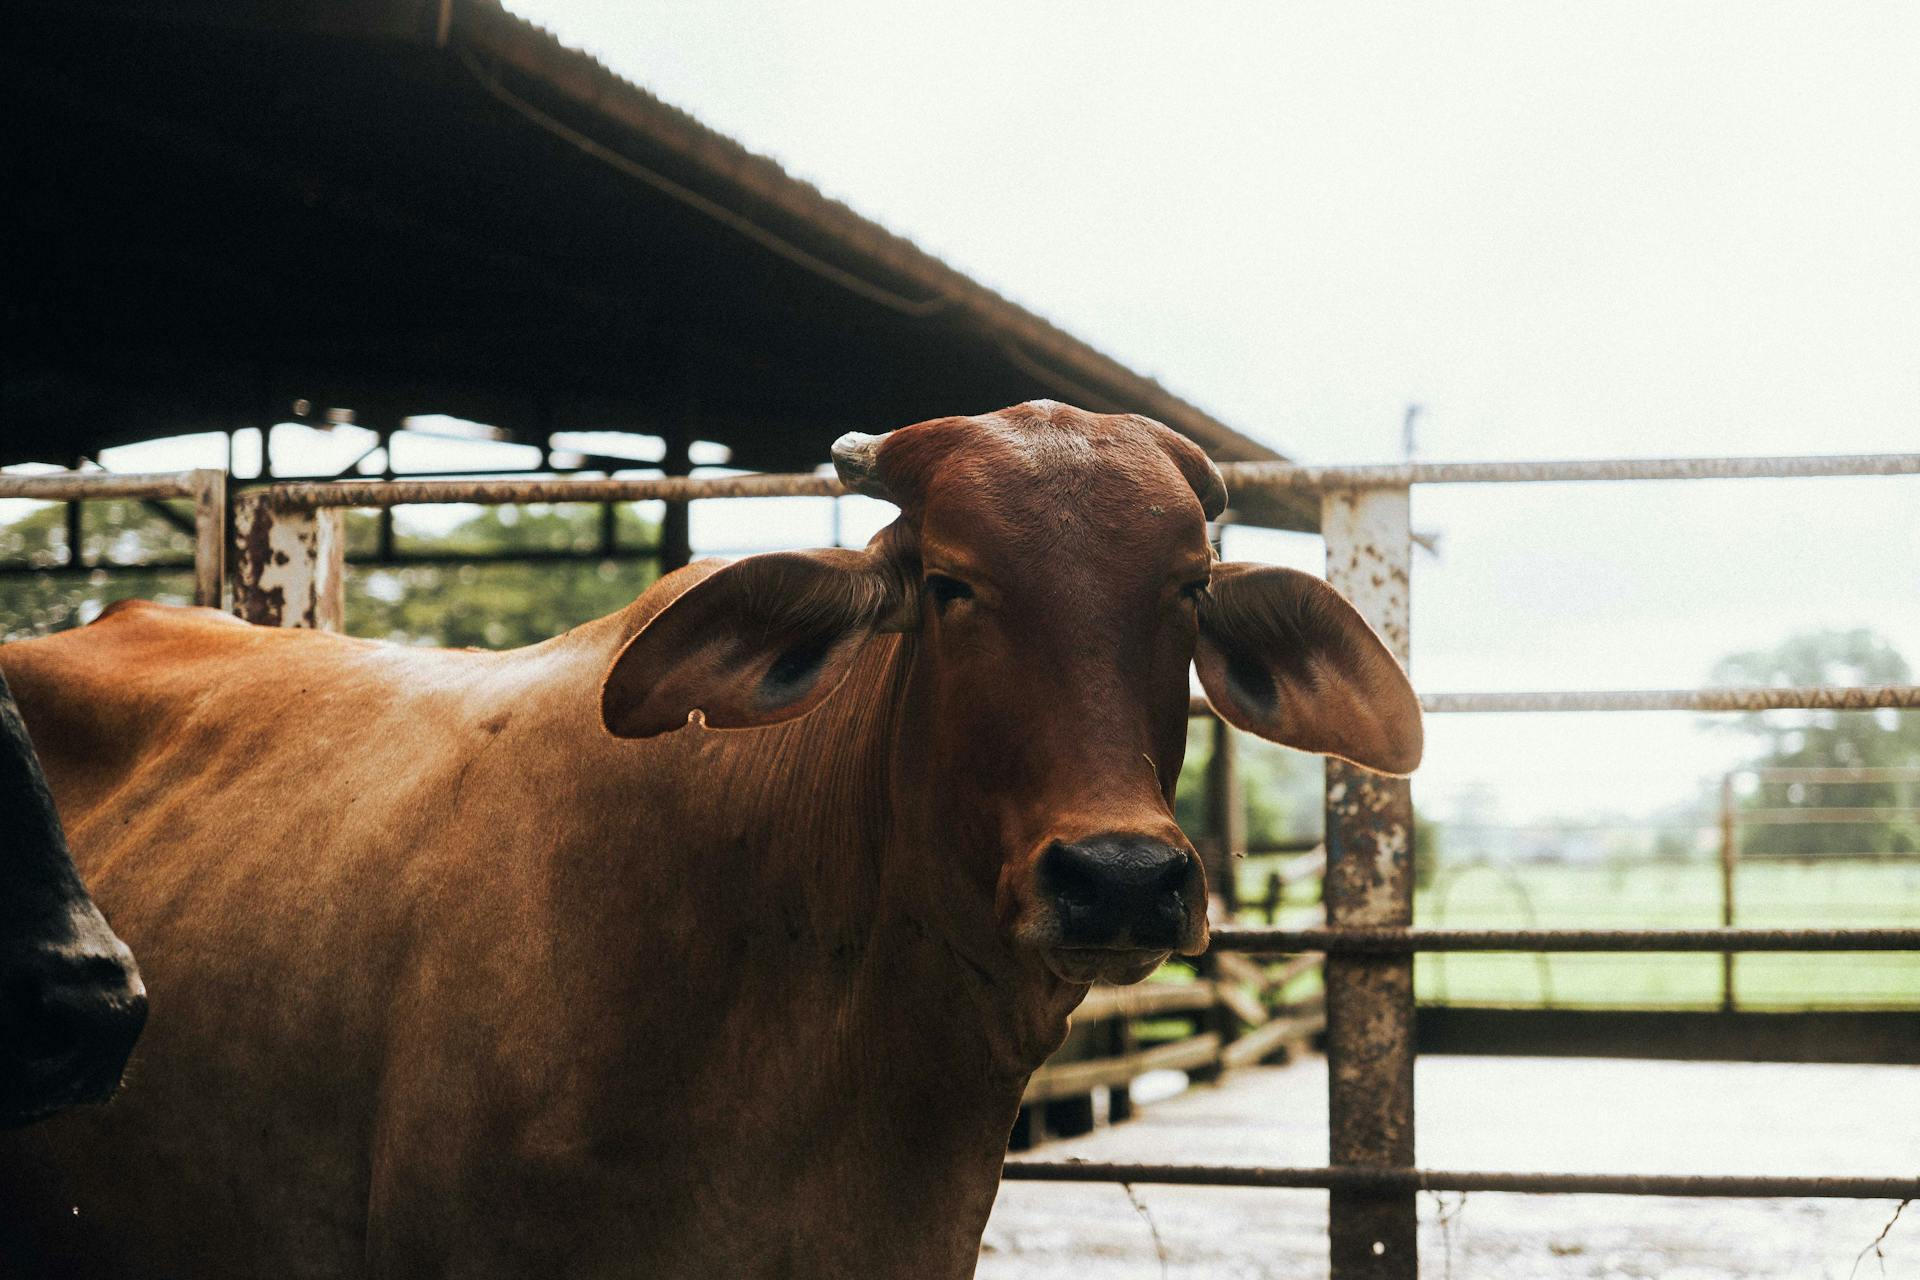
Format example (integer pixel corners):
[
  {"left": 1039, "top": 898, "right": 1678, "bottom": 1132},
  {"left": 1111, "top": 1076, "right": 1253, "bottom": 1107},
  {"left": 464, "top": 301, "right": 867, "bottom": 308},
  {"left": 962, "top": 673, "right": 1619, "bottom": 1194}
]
[
  {"left": 1320, "top": 485, "right": 1418, "bottom": 1280},
  {"left": 1322, "top": 487, "right": 1411, "bottom": 662},
  {"left": 231, "top": 494, "right": 345, "bottom": 631}
]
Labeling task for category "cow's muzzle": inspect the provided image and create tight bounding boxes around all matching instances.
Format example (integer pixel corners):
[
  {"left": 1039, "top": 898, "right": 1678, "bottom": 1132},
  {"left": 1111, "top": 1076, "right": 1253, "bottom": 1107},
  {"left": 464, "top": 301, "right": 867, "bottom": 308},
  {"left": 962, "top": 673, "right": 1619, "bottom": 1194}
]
[
  {"left": 1034, "top": 834, "right": 1205, "bottom": 984},
  {"left": 0, "top": 941, "right": 147, "bottom": 1128}
]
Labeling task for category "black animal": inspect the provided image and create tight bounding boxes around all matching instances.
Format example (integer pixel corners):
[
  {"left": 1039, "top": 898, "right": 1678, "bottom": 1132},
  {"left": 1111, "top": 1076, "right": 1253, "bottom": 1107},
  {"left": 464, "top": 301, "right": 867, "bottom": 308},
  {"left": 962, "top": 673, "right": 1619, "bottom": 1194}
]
[{"left": 0, "top": 667, "right": 145, "bottom": 1127}]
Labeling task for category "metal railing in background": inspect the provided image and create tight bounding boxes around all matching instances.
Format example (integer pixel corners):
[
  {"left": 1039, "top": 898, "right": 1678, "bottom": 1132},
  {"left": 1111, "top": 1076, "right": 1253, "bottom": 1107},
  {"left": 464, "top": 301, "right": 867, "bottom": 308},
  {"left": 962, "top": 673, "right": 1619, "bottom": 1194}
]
[
  {"left": 234, "top": 451, "right": 1920, "bottom": 1279},
  {"left": 0, "top": 469, "right": 227, "bottom": 609},
  {"left": 1030, "top": 449, "right": 1920, "bottom": 1279},
  {"left": 1716, "top": 764, "right": 1920, "bottom": 1010},
  {"left": 226, "top": 471, "right": 842, "bottom": 627}
]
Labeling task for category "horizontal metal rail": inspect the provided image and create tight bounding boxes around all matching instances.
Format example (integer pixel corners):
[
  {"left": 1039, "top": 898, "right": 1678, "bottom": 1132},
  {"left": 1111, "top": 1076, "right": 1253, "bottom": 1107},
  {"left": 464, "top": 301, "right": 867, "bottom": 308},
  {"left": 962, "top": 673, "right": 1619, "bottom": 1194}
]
[
  {"left": 260, "top": 473, "right": 844, "bottom": 509},
  {"left": 1736, "top": 807, "right": 1920, "bottom": 825},
  {"left": 234, "top": 449, "right": 1920, "bottom": 514},
  {"left": 1210, "top": 927, "right": 1920, "bottom": 954},
  {"left": 1421, "top": 687, "right": 1920, "bottom": 713},
  {"left": 1219, "top": 452, "right": 1920, "bottom": 490},
  {"left": 0, "top": 470, "right": 210, "bottom": 502},
  {"left": 1001, "top": 1161, "right": 1920, "bottom": 1200},
  {"left": 1190, "top": 687, "right": 1920, "bottom": 719},
  {"left": 1747, "top": 766, "right": 1920, "bottom": 783},
  {"left": 0, "top": 468, "right": 226, "bottom": 608}
]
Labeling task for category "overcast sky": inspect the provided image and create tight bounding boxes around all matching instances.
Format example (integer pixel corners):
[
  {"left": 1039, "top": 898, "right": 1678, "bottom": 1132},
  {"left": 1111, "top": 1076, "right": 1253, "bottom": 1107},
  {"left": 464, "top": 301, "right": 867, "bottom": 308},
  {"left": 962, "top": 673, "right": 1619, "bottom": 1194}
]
[
  {"left": 488, "top": 1, "right": 1920, "bottom": 823},
  {"left": 42, "top": 4, "right": 1920, "bottom": 826}
]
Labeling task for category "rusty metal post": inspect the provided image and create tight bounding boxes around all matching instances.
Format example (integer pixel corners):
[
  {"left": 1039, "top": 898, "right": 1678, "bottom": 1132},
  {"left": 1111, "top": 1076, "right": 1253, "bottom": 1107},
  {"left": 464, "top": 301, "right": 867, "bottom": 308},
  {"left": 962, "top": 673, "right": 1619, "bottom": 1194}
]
[
  {"left": 1720, "top": 772, "right": 1739, "bottom": 1012},
  {"left": 1321, "top": 485, "right": 1417, "bottom": 1279},
  {"left": 189, "top": 468, "right": 228, "bottom": 609},
  {"left": 231, "top": 494, "right": 345, "bottom": 630}
]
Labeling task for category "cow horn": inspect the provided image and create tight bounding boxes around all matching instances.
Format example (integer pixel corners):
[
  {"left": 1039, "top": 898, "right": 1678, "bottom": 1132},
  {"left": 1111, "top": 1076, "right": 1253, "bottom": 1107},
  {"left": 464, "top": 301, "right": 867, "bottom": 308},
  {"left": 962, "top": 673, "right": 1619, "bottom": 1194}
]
[
  {"left": 831, "top": 431, "right": 895, "bottom": 502},
  {"left": 1195, "top": 457, "right": 1228, "bottom": 520}
]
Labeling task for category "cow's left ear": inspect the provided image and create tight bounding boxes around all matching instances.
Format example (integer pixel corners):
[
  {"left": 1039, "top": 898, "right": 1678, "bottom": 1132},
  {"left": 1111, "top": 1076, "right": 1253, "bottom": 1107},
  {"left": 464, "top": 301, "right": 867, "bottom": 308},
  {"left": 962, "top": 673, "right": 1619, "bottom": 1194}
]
[
  {"left": 1195, "top": 562, "right": 1423, "bottom": 776},
  {"left": 601, "top": 548, "right": 911, "bottom": 739}
]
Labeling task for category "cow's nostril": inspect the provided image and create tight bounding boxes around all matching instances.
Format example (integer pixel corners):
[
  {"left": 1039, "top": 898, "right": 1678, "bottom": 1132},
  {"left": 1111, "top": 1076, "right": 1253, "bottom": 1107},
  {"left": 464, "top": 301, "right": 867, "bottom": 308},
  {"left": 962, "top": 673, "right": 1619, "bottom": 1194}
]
[
  {"left": 1039, "top": 835, "right": 1195, "bottom": 948},
  {"left": 1039, "top": 840, "right": 1102, "bottom": 901}
]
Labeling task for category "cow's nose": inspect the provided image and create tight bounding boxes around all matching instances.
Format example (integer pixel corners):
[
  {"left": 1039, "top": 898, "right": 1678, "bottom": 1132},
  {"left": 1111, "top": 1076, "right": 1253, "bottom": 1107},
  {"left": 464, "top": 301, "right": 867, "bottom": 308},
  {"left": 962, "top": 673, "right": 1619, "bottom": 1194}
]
[
  {"left": 1039, "top": 835, "right": 1198, "bottom": 950},
  {"left": 0, "top": 949, "right": 147, "bottom": 1102}
]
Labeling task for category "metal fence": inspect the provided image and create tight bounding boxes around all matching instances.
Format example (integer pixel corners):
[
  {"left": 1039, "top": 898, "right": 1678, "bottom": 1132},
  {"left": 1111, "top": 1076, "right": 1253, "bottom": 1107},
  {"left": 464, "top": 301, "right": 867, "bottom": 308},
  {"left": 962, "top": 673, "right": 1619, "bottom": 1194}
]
[
  {"left": 227, "top": 452, "right": 1920, "bottom": 1278},
  {"left": 0, "top": 469, "right": 227, "bottom": 610},
  {"left": 1018, "top": 452, "right": 1920, "bottom": 1278}
]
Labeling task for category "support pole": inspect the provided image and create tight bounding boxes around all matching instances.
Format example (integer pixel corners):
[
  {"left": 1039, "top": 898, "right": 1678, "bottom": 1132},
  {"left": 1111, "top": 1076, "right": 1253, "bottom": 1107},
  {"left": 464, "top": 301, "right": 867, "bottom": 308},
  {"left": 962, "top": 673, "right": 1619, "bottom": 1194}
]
[
  {"left": 189, "top": 468, "right": 227, "bottom": 609},
  {"left": 231, "top": 494, "right": 345, "bottom": 630},
  {"left": 1321, "top": 485, "right": 1417, "bottom": 1280}
]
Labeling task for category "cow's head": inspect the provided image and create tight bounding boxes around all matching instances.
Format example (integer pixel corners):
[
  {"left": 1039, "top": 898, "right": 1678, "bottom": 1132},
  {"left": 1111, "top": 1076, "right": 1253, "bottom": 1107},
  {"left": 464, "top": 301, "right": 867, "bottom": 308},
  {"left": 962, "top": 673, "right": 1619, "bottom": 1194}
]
[
  {"left": 0, "top": 674, "right": 147, "bottom": 1128},
  {"left": 601, "top": 403, "right": 1421, "bottom": 987}
]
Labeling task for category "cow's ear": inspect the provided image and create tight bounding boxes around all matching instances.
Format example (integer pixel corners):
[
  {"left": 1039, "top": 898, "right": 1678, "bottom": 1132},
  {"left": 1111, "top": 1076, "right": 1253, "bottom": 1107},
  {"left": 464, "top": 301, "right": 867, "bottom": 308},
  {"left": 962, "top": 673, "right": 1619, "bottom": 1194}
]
[
  {"left": 601, "top": 548, "right": 910, "bottom": 739},
  {"left": 1194, "top": 562, "right": 1423, "bottom": 776}
]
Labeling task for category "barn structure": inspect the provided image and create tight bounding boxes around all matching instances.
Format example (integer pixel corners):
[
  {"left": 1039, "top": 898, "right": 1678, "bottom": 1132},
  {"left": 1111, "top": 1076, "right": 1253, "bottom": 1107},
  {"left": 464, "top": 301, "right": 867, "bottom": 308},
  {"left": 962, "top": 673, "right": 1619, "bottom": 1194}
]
[{"left": 4, "top": 0, "right": 1318, "bottom": 574}]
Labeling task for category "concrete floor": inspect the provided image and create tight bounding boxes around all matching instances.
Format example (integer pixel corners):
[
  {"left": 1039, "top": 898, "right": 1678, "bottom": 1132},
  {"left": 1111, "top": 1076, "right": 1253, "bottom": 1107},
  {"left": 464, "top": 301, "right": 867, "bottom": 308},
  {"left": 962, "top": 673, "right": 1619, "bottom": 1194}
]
[{"left": 982, "top": 1055, "right": 1920, "bottom": 1280}]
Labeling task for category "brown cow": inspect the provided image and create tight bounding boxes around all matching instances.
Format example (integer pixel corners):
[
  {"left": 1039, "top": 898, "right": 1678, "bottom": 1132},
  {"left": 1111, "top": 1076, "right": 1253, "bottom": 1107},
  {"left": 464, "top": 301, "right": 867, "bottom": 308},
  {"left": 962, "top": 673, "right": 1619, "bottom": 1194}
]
[{"left": 0, "top": 403, "right": 1419, "bottom": 1278}]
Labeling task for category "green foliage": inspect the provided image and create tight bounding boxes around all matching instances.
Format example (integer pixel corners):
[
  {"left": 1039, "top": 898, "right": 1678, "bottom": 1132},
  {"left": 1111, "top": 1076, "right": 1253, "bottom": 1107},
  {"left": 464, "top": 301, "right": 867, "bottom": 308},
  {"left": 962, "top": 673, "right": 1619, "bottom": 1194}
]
[
  {"left": 1710, "top": 629, "right": 1920, "bottom": 856},
  {"left": 343, "top": 506, "right": 660, "bottom": 648},
  {"left": 1174, "top": 726, "right": 1440, "bottom": 911},
  {"left": 1418, "top": 858, "right": 1920, "bottom": 1009},
  {"left": 0, "top": 499, "right": 659, "bottom": 649},
  {"left": 0, "top": 499, "right": 197, "bottom": 639},
  {"left": 1174, "top": 730, "right": 1320, "bottom": 851}
]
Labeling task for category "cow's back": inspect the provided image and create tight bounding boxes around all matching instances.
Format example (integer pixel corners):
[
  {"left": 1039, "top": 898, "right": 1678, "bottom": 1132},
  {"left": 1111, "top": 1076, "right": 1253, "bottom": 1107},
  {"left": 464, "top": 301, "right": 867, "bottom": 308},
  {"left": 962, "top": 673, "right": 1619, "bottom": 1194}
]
[{"left": 0, "top": 602, "right": 622, "bottom": 1275}]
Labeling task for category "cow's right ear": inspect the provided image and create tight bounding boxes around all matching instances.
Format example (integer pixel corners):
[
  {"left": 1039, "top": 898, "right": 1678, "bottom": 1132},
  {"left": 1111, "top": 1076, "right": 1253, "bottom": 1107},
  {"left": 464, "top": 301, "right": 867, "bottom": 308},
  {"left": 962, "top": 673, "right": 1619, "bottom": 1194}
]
[{"left": 600, "top": 548, "right": 911, "bottom": 739}]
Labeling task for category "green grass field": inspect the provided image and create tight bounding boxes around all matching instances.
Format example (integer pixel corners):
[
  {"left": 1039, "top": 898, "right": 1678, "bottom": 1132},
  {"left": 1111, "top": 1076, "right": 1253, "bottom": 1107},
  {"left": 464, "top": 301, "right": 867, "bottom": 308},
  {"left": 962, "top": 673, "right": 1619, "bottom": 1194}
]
[{"left": 1236, "top": 857, "right": 1920, "bottom": 1010}]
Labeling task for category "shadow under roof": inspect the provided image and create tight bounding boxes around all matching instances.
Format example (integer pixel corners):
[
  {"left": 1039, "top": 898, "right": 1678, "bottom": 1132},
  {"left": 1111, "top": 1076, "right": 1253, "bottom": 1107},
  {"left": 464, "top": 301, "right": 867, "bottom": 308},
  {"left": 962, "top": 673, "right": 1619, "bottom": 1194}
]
[{"left": 4, "top": 0, "right": 1314, "bottom": 530}]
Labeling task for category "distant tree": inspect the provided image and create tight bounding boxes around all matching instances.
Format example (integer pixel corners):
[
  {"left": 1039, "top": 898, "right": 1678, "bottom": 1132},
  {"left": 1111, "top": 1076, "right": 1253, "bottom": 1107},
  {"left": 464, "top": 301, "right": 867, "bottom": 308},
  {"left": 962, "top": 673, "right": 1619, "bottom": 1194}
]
[{"left": 1709, "top": 629, "right": 1920, "bottom": 856}]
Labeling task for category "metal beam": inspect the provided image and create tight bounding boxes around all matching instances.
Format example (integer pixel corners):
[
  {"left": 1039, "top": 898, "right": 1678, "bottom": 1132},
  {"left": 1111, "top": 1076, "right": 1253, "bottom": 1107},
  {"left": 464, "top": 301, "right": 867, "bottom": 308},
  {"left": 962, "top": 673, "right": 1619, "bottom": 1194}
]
[
  {"left": 1192, "top": 687, "right": 1920, "bottom": 717},
  {"left": 1209, "top": 927, "right": 1920, "bottom": 953},
  {"left": 0, "top": 471, "right": 207, "bottom": 502},
  {"left": 1220, "top": 452, "right": 1920, "bottom": 490},
  {"left": 1001, "top": 1161, "right": 1920, "bottom": 1200},
  {"left": 259, "top": 472, "right": 842, "bottom": 509},
  {"left": 189, "top": 468, "right": 226, "bottom": 608}
]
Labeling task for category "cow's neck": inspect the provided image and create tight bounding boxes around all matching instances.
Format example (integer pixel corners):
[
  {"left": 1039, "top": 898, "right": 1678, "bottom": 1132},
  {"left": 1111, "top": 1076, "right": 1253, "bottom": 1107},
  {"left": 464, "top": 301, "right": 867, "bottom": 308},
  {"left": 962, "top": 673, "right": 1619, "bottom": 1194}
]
[{"left": 564, "top": 627, "right": 1079, "bottom": 1275}]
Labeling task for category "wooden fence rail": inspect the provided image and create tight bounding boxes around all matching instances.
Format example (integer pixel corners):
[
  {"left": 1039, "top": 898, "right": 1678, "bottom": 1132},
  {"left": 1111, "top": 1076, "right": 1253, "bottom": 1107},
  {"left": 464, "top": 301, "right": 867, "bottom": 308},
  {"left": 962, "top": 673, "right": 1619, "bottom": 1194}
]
[{"left": 1013, "top": 951, "right": 1325, "bottom": 1149}]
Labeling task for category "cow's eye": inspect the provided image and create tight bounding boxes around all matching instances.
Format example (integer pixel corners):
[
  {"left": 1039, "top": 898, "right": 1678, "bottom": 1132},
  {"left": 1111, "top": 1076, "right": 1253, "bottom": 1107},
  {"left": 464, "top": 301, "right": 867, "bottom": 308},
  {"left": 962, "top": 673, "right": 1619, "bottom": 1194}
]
[{"left": 925, "top": 573, "right": 974, "bottom": 610}]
